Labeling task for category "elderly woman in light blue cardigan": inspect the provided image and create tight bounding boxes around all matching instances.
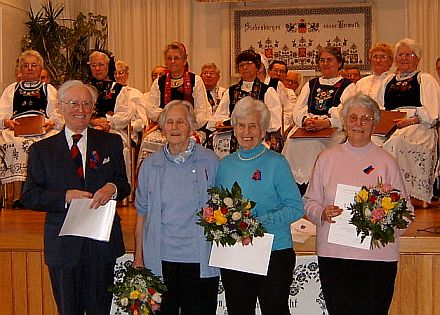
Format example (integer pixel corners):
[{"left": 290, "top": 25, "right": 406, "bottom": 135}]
[{"left": 134, "top": 100, "right": 219, "bottom": 315}]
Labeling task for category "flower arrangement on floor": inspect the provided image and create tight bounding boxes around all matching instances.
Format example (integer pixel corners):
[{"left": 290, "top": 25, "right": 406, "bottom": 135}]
[
  {"left": 197, "top": 181, "right": 266, "bottom": 246},
  {"left": 348, "top": 178, "right": 414, "bottom": 249},
  {"left": 110, "top": 261, "right": 167, "bottom": 315}
]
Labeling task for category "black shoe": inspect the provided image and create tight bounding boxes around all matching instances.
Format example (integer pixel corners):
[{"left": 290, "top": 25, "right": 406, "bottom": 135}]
[{"left": 12, "top": 200, "right": 24, "bottom": 210}]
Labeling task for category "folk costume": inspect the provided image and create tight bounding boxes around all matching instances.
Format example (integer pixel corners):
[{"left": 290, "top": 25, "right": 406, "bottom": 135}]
[
  {"left": 140, "top": 70, "right": 211, "bottom": 162},
  {"left": 0, "top": 81, "right": 62, "bottom": 184},
  {"left": 282, "top": 77, "right": 356, "bottom": 185},
  {"left": 377, "top": 71, "right": 439, "bottom": 202}
]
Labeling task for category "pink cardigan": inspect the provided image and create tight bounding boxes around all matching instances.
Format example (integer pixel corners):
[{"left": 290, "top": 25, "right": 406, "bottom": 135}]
[{"left": 304, "top": 141, "right": 414, "bottom": 262}]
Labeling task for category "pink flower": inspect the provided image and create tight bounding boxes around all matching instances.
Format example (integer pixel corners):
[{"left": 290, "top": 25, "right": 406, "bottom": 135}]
[
  {"left": 241, "top": 237, "right": 251, "bottom": 246},
  {"left": 371, "top": 208, "right": 385, "bottom": 223},
  {"left": 203, "top": 207, "right": 214, "bottom": 219},
  {"left": 381, "top": 183, "right": 392, "bottom": 193}
]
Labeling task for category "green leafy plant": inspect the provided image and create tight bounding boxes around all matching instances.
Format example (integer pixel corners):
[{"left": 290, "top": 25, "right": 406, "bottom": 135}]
[{"left": 21, "top": 1, "right": 108, "bottom": 86}]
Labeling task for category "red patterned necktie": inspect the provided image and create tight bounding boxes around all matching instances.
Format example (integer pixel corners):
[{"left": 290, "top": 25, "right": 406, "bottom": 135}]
[{"left": 71, "top": 134, "right": 84, "bottom": 183}]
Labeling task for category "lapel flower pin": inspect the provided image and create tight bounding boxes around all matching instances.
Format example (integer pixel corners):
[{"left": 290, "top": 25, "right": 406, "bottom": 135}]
[
  {"left": 252, "top": 169, "right": 262, "bottom": 181},
  {"left": 88, "top": 150, "right": 100, "bottom": 170}
]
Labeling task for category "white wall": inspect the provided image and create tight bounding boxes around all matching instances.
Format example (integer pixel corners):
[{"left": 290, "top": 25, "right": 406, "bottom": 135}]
[{"left": 0, "top": 0, "right": 28, "bottom": 91}]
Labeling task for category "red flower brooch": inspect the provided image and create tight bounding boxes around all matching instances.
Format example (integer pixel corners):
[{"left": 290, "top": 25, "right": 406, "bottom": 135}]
[{"left": 252, "top": 170, "right": 261, "bottom": 181}]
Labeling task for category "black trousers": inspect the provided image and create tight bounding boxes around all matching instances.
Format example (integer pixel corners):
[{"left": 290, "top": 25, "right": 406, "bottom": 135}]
[
  {"left": 159, "top": 261, "right": 219, "bottom": 315},
  {"left": 48, "top": 240, "right": 116, "bottom": 315},
  {"left": 318, "top": 256, "right": 398, "bottom": 315},
  {"left": 221, "top": 248, "right": 296, "bottom": 315}
]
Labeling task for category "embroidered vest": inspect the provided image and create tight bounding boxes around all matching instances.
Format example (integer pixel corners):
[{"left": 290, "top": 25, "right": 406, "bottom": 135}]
[
  {"left": 307, "top": 77, "right": 352, "bottom": 115},
  {"left": 384, "top": 73, "right": 422, "bottom": 111},
  {"left": 92, "top": 80, "right": 124, "bottom": 117},
  {"left": 158, "top": 72, "right": 196, "bottom": 108},
  {"left": 228, "top": 78, "right": 270, "bottom": 114},
  {"left": 13, "top": 81, "right": 48, "bottom": 117}
]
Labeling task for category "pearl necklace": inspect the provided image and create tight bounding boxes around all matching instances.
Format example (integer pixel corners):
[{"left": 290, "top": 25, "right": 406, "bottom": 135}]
[{"left": 237, "top": 147, "right": 267, "bottom": 161}]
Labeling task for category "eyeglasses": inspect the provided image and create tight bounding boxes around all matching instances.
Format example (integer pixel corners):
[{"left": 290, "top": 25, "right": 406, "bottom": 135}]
[
  {"left": 60, "top": 100, "right": 93, "bottom": 110},
  {"left": 21, "top": 63, "right": 41, "bottom": 69},
  {"left": 348, "top": 114, "right": 374, "bottom": 125},
  {"left": 201, "top": 71, "right": 217, "bottom": 77},
  {"left": 269, "top": 69, "right": 287, "bottom": 74},
  {"left": 88, "top": 62, "right": 107, "bottom": 68},
  {"left": 238, "top": 61, "right": 254, "bottom": 68},
  {"left": 319, "top": 57, "right": 337, "bottom": 64},
  {"left": 397, "top": 53, "right": 417, "bottom": 59},
  {"left": 371, "top": 54, "right": 390, "bottom": 60},
  {"left": 286, "top": 79, "right": 299, "bottom": 84},
  {"left": 114, "top": 70, "right": 126, "bottom": 75}
]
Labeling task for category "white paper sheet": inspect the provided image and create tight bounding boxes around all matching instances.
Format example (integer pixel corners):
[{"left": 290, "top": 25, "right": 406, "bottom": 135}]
[
  {"left": 291, "top": 218, "right": 316, "bottom": 243},
  {"left": 328, "top": 184, "right": 371, "bottom": 250},
  {"left": 59, "top": 199, "right": 117, "bottom": 242},
  {"left": 209, "top": 233, "right": 274, "bottom": 275}
]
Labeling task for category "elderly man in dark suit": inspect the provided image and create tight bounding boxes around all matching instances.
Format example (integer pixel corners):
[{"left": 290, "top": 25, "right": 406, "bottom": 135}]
[{"left": 21, "top": 80, "right": 130, "bottom": 315}]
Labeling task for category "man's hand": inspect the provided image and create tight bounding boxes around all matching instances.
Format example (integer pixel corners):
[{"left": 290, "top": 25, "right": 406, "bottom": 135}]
[
  {"left": 89, "top": 183, "right": 117, "bottom": 209},
  {"left": 65, "top": 189, "right": 93, "bottom": 204}
]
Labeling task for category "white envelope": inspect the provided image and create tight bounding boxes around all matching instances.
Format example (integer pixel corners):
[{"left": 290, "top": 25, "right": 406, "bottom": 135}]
[
  {"left": 328, "top": 184, "right": 371, "bottom": 250},
  {"left": 209, "top": 233, "right": 274, "bottom": 276},
  {"left": 59, "top": 199, "right": 116, "bottom": 242}
]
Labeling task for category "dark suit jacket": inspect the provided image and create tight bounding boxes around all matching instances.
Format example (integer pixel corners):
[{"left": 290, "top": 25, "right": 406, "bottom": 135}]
[{"left": 21, "top": 127, "right": 130, "bottom": 267}]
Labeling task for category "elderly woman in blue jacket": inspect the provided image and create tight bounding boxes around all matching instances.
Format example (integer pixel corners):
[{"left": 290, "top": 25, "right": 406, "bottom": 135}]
[{"left": 134, "top": 100, "right": 219, "bottom": 315}]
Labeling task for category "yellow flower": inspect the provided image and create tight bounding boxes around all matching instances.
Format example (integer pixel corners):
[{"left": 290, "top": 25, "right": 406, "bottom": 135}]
[
  {"left": 356, "top": 188, "right": 369, "bottom": 203},
  {"left": 245, "top": 200, "right": 252, "bottom": 210},
  {"left": 214, "top": 210, "right": 227, "bottom": 225},
  {"left": 130, "top": 290, "right": 141, "bottom": 300},
  {"left": 381, "top": 197, "right": 395, "bottom": 213}
]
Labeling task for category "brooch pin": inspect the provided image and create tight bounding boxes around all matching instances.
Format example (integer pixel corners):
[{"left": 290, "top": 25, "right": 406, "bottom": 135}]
[
  {"left": 252, "top": 170, "right": 262, "bottom": 181},
  {"left": 363, "top": 165, "right": 374, "bottom": 174},
  {"left": 89, "top": 150, "right": 100, "bottom": 170}
]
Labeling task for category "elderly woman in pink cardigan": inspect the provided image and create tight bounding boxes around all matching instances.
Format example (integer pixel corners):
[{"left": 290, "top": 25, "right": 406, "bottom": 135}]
[{"left": 304, "top": 93, "right": 413, "bottom": 315}]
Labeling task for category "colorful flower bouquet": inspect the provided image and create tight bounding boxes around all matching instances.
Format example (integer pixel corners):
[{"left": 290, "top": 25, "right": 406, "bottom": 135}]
[
  {"left": 348, "top": 179, "right": 414, "bottom": 249},
  {"left": 197, "top": 181, "right": 266, "bottom": 246},
  {"left": 110, "top": 261, "right": 167, "bottom": 315}
]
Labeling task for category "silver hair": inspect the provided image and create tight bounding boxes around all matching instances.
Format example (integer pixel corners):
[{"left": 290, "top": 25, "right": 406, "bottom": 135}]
[
  {"left": 19, "top": 50, "right": 44, "bottom": 67},
  {"left": 57, "top": 80, "right": 98, "bottom": 105},
  {"left": 395, "top": 38, "right": 422, "bottom": 59},
  {"left": 88, "top": 51, "right": 110, "bottom": 63},
  {"left": 340, "top": 93, "right": 381, "bottom": 125},
  {"left": 158, "top": 100, "right": 196, "bottom": 131},
  {"left": 231, "top": 96, "right": 271, "bottom": 132}
]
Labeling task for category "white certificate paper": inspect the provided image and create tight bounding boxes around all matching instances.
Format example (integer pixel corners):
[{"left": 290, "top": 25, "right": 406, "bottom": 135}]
[
  {"left": 328, "top": 184, "right": 371, "bottom": 250},
  {"left": 59, "top": 199, "right": 117, "bottom": 242},
  {"left": 209, "top": 233, "right": 274, "bottom": 275}
]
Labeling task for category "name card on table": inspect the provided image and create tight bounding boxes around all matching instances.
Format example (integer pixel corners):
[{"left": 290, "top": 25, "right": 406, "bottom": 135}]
[{"left": 209, "top": 233, "right": 274, "bottom": 275}]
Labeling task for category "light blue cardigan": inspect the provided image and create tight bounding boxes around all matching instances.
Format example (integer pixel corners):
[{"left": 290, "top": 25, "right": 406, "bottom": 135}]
[{"left": 135, "top": 144, "right": 220, "bottom": 278}]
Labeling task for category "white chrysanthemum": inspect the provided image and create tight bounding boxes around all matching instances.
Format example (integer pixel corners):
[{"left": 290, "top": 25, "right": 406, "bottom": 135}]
[
  {"left": 120, "top": 297, "right": 129, "bottom": 307},
  {"left": 224, "top": 197, "right": 233, "bottom": 207},
  {"left": 231, "top": 211, "right": 242, "bottom": 221}
]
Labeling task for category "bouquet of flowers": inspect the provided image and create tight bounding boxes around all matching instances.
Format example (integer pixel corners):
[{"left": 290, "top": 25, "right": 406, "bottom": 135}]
[
  {"left": 110, "top": 261, "right": 167, "bottom": 315},
  {"left": 348, "top": 178, "right": 414, "bottom": 249},
  {"left": 197, "top": 181, "right": 266, "bottom": 246}
]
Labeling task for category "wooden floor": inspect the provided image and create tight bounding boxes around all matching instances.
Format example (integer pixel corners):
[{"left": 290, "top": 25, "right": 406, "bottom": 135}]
[{"left": 1, "top": 191, "right": 440, "bottom": 314}]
